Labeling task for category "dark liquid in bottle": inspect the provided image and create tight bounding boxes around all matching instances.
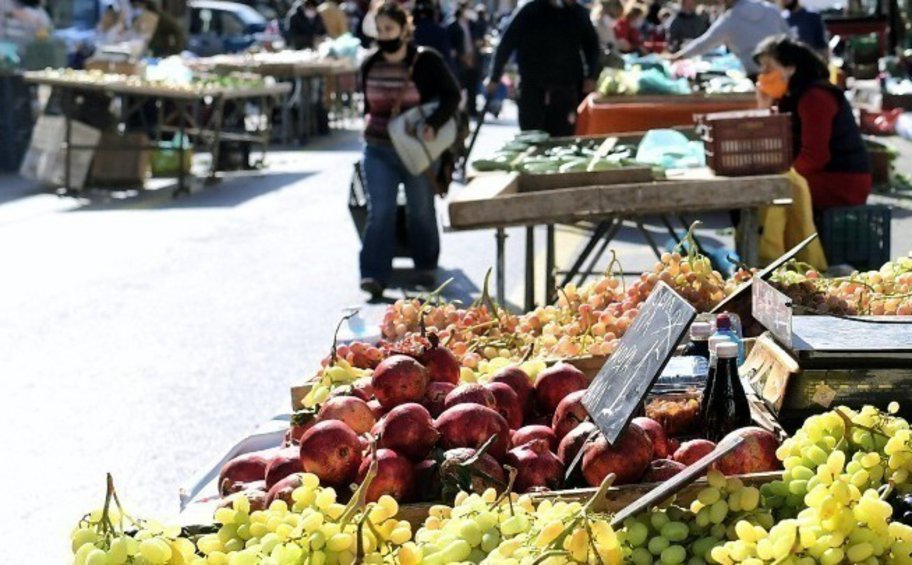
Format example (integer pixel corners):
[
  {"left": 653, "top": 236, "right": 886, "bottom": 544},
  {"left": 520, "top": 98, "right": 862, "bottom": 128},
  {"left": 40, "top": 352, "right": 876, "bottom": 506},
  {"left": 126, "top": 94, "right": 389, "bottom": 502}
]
[{"left": 703, "top": 354, "right": 751, "bottom": 442}]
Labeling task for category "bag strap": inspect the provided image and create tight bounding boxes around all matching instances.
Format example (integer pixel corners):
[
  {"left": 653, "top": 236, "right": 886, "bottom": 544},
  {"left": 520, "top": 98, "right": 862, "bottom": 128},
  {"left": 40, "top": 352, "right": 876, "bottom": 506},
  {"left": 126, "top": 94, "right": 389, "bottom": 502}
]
[{"left": 391, "top": 48, "right": 421, "bottom": 118}]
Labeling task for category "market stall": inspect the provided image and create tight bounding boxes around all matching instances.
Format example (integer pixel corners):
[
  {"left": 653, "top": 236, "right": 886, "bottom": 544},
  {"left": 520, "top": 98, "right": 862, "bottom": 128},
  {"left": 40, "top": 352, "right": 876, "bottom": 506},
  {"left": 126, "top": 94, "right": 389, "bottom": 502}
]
[
  {"left": 22, "top": 69, "right": 291, "bottom": 196},
  {"left": 190, "top": 52, "right": 360, "bottom": 144},
  {"left": 576, "top": 92, "right": 758, "bottom": 135}
]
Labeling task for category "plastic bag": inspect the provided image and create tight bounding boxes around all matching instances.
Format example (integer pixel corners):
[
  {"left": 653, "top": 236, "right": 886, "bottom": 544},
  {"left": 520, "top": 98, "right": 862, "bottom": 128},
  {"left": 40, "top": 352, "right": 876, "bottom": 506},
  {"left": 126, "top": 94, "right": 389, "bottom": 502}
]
[
  {"left": 635, "top": 129, "right": 705, "bottom": 169},
  {"left": 636, "top": 68, "right": 691, "bottom": 95}
]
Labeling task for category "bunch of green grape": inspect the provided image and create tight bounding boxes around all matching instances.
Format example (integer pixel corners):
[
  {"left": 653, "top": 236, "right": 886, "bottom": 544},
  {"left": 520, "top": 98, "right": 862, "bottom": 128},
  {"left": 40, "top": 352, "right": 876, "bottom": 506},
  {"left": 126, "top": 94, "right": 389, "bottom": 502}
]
[
  {"left": 621, "top": 470, "right": 771, "bottom": 565},
  {"left": 301, "top": 359, "right": 371, "bottom": 409},
  {"left": 193, "top": 473, "right": 411, "bottom": 565},
  {"left": 71, "top": 475, "right": 195, "bottom": 565}
]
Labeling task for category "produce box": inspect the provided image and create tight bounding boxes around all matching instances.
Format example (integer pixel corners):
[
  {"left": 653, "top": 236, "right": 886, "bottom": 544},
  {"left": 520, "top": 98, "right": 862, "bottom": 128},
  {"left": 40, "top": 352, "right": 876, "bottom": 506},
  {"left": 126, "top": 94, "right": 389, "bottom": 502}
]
[
  {"left": 695, "top": 110, "right": 792, "bottom": 177},
  {"left": 89, "top": 132, "right": 151, "bottom": 186},
  {"left": 19, "top": 115, "right": 101, "bottom": 190}
]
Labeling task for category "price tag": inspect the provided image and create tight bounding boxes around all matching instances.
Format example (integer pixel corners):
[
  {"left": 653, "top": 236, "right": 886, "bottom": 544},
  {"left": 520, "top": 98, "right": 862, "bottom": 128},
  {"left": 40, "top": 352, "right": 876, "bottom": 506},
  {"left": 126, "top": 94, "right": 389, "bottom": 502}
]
[
  {"left": 583, "top": 282, "right": 696, "bottom": 445},
  {"left": 812, "top": 383, "right": 837, "bottom": 408}
]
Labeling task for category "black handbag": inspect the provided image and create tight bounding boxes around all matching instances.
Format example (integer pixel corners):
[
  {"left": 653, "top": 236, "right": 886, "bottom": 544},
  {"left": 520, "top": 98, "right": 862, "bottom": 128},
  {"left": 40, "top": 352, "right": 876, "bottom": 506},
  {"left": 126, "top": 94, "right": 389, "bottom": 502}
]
[{"left": 348, "top": 162, "right": 411, "bottom": 257}]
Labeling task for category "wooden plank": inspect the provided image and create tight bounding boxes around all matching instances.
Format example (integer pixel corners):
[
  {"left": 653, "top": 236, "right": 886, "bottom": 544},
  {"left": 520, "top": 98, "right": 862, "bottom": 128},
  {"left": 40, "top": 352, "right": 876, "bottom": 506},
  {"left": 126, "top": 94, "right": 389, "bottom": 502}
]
[
  {"left": 593, "top": 93, "right": 757, "bottom": 105},
  {"left": 395, "top": 472, "right": 782, "bottom": 528},
  {"left": 517, "top": 167, "right": 654, "bottom": 193},
  {"left": 448, "top": 174, "right": 790, "bottom": 230}
]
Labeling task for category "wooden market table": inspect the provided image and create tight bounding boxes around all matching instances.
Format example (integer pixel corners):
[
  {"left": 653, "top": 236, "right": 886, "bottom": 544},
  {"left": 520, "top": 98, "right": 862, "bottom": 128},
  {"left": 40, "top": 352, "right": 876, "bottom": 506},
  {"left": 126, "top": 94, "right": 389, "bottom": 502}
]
[
  {"left": 575, "top": 92, "right": 757, "bottom": 135},
  {"left": 447, "top": 167, "right": 792, "bottom": 309},
  {"left": 23, "top": 72, "right": 291, "bottom": 196},
  {"left": 192, "top": 55, "right": 359, "bottom": 144}
]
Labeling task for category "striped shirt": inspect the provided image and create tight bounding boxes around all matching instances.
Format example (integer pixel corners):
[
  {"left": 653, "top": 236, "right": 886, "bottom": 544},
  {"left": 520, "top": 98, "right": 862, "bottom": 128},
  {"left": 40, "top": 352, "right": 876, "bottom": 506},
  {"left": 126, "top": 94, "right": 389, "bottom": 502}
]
[{"left": 364, "top": 59, "right": 422, "bottom": 144}]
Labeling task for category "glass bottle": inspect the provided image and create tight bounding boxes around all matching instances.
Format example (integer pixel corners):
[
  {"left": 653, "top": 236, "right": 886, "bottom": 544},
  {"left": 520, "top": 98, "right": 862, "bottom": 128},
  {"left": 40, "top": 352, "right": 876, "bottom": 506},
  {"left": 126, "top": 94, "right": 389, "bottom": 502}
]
[
  {"left": 703, "top": 341, "right": 752, "bottom": 442},
  {"left": 682, "top": 321, "right": 712, "bottom": 360},
  {"left": 699, "top": 335, "right": 731, "bottom": 427},
  {"left": 712, "top": 312, "right": 745, "bottom": 364}
]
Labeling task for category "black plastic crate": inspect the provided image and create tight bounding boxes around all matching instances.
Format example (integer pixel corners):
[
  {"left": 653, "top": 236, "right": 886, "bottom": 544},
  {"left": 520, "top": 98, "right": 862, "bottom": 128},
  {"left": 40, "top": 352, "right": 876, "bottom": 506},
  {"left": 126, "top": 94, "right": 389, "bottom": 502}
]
[
  {"left": 815, "top": 204, "right": 892, "bottom": 271},
  {"left": 0, "top": 128, "right": 30, "bottom": 172}
]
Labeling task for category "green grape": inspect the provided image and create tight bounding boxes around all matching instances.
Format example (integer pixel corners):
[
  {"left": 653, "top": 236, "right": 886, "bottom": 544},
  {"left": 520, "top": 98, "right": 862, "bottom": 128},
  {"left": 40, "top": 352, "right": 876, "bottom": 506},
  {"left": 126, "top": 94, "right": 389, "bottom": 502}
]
[
  {"left": 648, "top": 536, "right": 670, "bottom": 556},
  {"left": 660, "top": 544, "right": 687, "bottom": 564},
  {"left": 660, "top": 522, "right": 689, "bottom": 543},
  {"left": 630, "top": 546, "right": 653, "bottom": 565},
  {"left": 627, "top": 521, "right": 649, "bottom": 546}
]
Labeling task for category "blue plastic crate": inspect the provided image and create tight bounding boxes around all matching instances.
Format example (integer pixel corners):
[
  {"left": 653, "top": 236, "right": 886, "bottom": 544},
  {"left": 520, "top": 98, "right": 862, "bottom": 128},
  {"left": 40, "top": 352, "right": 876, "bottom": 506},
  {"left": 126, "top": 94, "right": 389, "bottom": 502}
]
[{"left": 815, "top": 204, "right": 892, "bottom": 271}]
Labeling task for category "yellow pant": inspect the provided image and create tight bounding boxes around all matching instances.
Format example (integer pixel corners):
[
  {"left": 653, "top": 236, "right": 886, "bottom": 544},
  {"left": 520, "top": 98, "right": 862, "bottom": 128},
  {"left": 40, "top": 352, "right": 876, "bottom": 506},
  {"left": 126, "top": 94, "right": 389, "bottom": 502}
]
[{"left": 758, "top": 169, "right": 829, "bottom": 272}]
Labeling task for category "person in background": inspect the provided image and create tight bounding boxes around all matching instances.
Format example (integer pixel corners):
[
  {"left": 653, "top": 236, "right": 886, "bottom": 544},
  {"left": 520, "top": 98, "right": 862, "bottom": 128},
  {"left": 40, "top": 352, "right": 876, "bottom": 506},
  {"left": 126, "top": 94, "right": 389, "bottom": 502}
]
[
  {"left": 341, "top": 0, "right": 367, "bottom": 46},
  {"left": 591, "top": 0, "right": 622, "bottom": 50},
  {"left": 670, "top": 0, "right": 789, "bottom": 78},
  {"left": 780, "top": 0, "right": 828, "bottom": 58},
  {"left": 754, "top": 35, "right": 870, "bottom": 208},
  {"left": 447, "top": 3, "right": 482, "bottom": 116},
  {"left": 319, "top": 0, "right": 350, "bottom": 38},
  {"left": 0, "top": 0, "right": 52, "bottom": 54},
  {"left": 359, "top": 2, "right": 460, "bottom": 298},
  {"left": 667, "top": 0, "right": 710, "bottom": 52},
  {"left": 486, "top": 0, "right": 600, "bottom": 136},
  {"left": 129, "top": 0, "right": 185, "bottom": 56},
  {"left": 413, "top": 0, "right": 456, "bottom": 72},
  {"left": 97, "top": 3, "right": 126, "bottom": 44},
  {"left": 285, "top": 0, "right": 326, "bottom": 49},
  {"left": 613, "top": 3, "right": 646, "bottom": 54},
  {"left": 473, "top": 3, "right": 489, "bottom": 37}
]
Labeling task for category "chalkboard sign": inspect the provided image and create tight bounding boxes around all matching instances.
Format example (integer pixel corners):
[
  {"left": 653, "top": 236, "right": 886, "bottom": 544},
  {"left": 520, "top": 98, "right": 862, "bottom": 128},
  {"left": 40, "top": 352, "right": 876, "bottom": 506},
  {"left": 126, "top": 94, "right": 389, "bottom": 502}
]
[
  {"left": 752, "top": 276, "right": 793, "bottom": 347},
  {"left": 711, "top": 233, "right": 818, "bottom": 315},
  {"left": 583, "top": 282, "right": 696, "bottom": 445}
]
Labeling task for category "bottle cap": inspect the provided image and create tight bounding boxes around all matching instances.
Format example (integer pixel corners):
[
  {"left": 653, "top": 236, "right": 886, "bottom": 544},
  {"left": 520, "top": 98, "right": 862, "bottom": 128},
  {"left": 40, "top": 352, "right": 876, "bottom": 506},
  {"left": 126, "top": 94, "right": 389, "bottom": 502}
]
[
  {"left": 715, "top": 313, "right": 732, "bottom": 330},
  {"left": 708, "top": 335, "right": 729, "bottom": 352},
  {"left": 716, "top": 342, "right": 738, "bottom": 359},
  {"left": 690, "top": 322, "right": 712, "bottom": 339}
]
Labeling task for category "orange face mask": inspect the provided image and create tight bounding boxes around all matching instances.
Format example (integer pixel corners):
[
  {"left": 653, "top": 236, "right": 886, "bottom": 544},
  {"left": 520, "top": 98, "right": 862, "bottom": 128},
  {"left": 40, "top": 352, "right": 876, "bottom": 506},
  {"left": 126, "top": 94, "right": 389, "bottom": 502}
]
[{"left": 757, "top": 70, "right": 788, "bottom": 100}]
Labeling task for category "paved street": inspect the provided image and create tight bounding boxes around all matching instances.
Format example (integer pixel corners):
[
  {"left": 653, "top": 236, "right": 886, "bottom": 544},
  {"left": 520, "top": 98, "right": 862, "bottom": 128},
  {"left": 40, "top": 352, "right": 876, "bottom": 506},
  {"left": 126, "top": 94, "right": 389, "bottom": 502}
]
[{"left": 2, "top": 106, "right": 912, "bottom": 562}]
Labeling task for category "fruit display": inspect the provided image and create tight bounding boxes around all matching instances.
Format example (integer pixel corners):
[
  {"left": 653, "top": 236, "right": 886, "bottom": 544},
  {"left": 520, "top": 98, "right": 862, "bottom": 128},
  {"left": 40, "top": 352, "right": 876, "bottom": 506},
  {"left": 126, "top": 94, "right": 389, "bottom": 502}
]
[
  {"left": 472, "top": 133, "right": 643, "bottom": 174},
  {"left": 28, "top": 68, "right": 271, "bottom": 94},
  {"left": 769, "top": 253, "right": 912, "bottom": 316}
]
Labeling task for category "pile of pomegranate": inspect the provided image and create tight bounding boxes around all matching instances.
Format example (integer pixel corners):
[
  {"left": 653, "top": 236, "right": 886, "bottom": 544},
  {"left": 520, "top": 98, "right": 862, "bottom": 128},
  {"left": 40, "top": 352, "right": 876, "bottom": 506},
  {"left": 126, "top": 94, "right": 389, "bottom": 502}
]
[{"left": 220, "top": 343, "right": 782, "bottom": 506}]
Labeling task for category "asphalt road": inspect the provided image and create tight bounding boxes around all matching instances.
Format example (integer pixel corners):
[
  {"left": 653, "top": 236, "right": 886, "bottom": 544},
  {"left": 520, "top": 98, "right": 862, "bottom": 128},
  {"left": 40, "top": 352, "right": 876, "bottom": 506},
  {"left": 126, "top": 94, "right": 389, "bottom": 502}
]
[{"left": 2, "top": 107, "right": 911, "bottom": 562}]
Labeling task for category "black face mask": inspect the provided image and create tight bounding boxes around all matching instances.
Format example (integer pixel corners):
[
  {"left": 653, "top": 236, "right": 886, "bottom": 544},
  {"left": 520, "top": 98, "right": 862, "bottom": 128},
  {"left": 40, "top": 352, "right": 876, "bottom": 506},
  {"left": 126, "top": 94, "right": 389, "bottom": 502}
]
[{"left": 377, "top": 37, "right": 403, "bottom": 53}]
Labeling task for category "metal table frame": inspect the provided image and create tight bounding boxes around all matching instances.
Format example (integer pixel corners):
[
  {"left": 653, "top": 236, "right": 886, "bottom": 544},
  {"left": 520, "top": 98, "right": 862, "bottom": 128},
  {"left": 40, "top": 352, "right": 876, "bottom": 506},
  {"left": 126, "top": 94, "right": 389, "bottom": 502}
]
[{"left": 25, "top": 76, "right": 290, "bottom": 197}]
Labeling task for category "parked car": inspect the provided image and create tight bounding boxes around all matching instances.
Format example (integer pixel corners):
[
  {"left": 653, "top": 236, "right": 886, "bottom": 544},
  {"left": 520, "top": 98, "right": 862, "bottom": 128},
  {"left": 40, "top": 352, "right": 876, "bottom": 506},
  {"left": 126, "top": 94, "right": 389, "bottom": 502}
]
[{"left": 188, "top": 0, "right": 283, "bottom": 56}]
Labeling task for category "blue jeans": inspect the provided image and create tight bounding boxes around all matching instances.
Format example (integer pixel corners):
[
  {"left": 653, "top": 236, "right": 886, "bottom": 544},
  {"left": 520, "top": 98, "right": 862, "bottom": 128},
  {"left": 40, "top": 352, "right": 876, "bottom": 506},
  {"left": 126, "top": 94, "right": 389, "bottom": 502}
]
[{"left": 359, "top": 143, "right": 440, "bottom": 284}]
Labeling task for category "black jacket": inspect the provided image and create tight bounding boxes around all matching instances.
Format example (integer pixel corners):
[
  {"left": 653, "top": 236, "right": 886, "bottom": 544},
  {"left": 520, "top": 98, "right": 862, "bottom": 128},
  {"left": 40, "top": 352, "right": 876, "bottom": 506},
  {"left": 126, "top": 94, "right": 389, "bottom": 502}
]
[
  {"left": 361, "top": 45, "right": 461, "bottom": 131},
  {"left": 780, "top": 80, "right": 870, "bottom": 175},
  {"left": 489, "top": 0, "right": 600, "bottom": 87}
]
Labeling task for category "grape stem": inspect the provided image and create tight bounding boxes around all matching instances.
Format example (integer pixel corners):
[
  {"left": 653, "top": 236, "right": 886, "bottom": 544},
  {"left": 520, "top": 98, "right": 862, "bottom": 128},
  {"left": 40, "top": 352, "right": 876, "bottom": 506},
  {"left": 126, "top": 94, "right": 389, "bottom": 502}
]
[
  {"left": 340, "top": 440, "right": 379, "bottom": 526},
  {"left": 490, "top": 466, "right": 518, "bottom": 515},
  {"left": 329, "top": 309, "right": 359, "bottom": 365},
  {"left": 835, "top": 408, "right": 891, "bottom": 441}
]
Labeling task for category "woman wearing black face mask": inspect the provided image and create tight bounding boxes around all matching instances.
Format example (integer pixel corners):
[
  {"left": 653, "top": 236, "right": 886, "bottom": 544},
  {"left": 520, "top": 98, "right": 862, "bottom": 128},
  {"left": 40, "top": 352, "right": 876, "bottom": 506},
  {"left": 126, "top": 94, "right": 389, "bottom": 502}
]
[{"left": 358, "top": 2, "right": 461, "bottom": 299}]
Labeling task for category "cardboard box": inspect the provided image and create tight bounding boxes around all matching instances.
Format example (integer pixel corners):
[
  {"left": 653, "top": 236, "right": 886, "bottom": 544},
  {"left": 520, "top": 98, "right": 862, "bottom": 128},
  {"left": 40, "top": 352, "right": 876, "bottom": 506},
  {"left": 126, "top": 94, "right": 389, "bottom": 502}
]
[
  {"left": 85, "top": 58, "right": 146, "bottom": 76},
  {"left": 90, "top": 132, "right": 151, "bottom": 186},
  {"left": 19, "top": 116, "right": 101, "bottom": 190}
]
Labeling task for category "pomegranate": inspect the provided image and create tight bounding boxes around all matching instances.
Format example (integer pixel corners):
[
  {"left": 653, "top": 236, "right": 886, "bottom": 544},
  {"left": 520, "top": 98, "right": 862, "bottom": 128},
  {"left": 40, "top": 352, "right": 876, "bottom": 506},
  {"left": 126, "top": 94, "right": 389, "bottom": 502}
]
[
  {"left": 436, "top": 404, "right": 511, "bottom": 461},
  {"left": 534, "top": 362, "right": 588, "bottom": 414},
  {"left": 439, "top": 448, "right": 507, "bottom": 495},
  {"left": 357, "top": 448, "right": 415, "bottom": 503},
  {"left": 491, "top": 366, "right": 535, "bottom": 415},
  {"left": 552, "top": 390, "right": 589, "bottom": 440},
  {"left": 642, "top": 459, "right": 686, "bottom": 482},
  {"left": 667, "top": 438, "right": 681, "bottom": 455},
  {"left": 673, "top": 439, "right": 717, "bottom": 466},
  {"left": 632, "top": 417, "right": 669, "bottom": 459},
  {"left": 485, "top": 382, "right": 524, "bottom": 429},
  {"left": 557, "top": 422, "right": 598, "bottom": 467},
  {"left": 351, "top": 377, "right": 375, "bottom": 401},
  {"left": 714, "top": 427, "right": 780, "bottom": 475},
  {"left": 376, "top": 403, "right": 440, "bottom": 461},
  {"left": 266, "top": 474, "right": 302, "bottom": 506},
  {"left": 581, "top": 423, "right": 653, "bottom": 486},
  {"left": 286, "top": 410, "right": 318, "bottom": 446},
  {"left": 414, "top": 459, "right": 442, "bottom": 501},
  {"left": 222, "top": 479, "right": 266, "bottom": 497},
  {"left": 419, "top": 338, "right": 461, "bottom": 385},
  {"left": 444, "top": 383, "right": 496, "bottom": 410},
  {"left": 504, "top": 439, "right": 564, "bottom": 493},
  {"left": 219, "top": 486, "right": 267, "bottom": 511},
  {"left": 218, "top": 449, "right": 278, "bottom": 496},
  {"left": 512, "top": 425, "right": 558, "bottom": 452},
  {"left": 422, "top": 382, "right": 456, "bottom": 418},
  {"left": 371, "top": 355, "right": 429, "bottom": 409},
  {"left": 265, "top": 447, "right": 303, "bottom": 490},
  {"left": 367, "top": 399, "right": 386, "bottom": 420},
  {"left": 317, "top": 396, "right": 376, "bottom": 435},
  {"left": 299, "top": 421, "right": 362, "bottom": 489}
]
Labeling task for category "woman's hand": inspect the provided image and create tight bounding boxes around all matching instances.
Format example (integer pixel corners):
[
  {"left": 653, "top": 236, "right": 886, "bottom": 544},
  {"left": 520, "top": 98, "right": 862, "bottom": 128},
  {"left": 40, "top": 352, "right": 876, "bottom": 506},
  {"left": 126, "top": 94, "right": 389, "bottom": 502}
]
[
  {"left": 422, "top": 125, "right": 437, "bottom": 142},
  {"left": 756, "top": 89, "right": 774, "bottom": 110}
]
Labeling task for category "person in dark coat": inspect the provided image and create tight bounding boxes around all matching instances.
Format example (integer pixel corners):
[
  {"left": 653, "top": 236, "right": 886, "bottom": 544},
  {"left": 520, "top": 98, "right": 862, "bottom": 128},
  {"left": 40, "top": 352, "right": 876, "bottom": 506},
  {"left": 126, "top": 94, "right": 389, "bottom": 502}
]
[
  {"left": 668, "top": 0, "right": 710, "bottom": 52},
  {"left": 485, "top": 0, "right": 600, "bottom": 136},
  {"left": 779, "top": 0, "right": 828, "bottom": 57},
  {"left": 447, "top": 2, "right": 483, "bottom": 116},
  {"left": 413, "top": 0, "right": 456, "bottom": 73},
  {"left": 285, "top": 0, "right": 326, "bottom": 49}
]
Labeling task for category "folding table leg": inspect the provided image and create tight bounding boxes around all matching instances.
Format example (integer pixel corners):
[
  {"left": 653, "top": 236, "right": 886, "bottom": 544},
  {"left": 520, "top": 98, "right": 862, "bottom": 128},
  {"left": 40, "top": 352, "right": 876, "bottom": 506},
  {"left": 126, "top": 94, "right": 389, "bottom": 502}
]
[
  {"left": 524, "top": 226, "right": 535, "bottom": 312},
  {"left": 495, "top": 228, "right": 507, "bottom": 306},
  {"left": 559, "top": 219, "right": 612, "bottom": 288},
  {"left": 545, "top": 224, "right": 555, "bottom": 303}
]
